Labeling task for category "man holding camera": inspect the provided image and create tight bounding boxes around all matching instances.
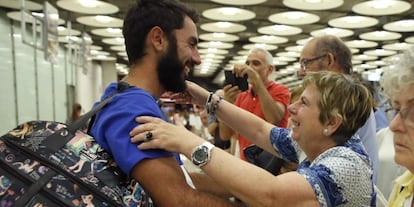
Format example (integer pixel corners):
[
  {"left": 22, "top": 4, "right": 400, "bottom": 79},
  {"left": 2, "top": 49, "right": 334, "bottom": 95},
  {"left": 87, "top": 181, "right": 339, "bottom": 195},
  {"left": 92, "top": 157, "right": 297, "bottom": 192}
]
[{"left": 220, "top": 48, "right": 290, "bottom": 162}]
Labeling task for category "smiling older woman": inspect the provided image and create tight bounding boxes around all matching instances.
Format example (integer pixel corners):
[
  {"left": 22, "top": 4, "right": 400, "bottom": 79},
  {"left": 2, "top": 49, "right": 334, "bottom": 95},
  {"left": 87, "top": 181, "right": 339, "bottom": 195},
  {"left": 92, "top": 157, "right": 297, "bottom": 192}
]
[
  {"left": 130, "top": 71, "right": 375, "bottom": 206},
  {"left": 381, "top": 46, "right": 414, "bottom": 207}
]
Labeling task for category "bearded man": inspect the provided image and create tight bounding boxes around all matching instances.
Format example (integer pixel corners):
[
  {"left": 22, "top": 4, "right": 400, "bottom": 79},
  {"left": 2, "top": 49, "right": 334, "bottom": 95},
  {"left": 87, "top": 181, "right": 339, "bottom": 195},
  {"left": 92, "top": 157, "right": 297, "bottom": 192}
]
[{"left": 89, "top": 1, "right": 239, "bottom": 206}]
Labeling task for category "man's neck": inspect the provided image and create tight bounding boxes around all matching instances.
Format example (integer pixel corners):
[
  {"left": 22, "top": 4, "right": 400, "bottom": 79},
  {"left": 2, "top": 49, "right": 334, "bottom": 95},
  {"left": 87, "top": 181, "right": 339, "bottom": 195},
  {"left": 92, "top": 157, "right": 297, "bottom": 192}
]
[{"left": 123, "top": 65, "right": 164, "bottom": 98}]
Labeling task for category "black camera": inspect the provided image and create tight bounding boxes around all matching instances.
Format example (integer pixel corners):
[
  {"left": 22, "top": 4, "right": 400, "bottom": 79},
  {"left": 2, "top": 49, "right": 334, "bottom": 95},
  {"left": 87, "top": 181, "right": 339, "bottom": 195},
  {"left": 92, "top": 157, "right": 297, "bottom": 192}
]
[{"left": 224, "top": 70, "right": 248, "bottom": 91}]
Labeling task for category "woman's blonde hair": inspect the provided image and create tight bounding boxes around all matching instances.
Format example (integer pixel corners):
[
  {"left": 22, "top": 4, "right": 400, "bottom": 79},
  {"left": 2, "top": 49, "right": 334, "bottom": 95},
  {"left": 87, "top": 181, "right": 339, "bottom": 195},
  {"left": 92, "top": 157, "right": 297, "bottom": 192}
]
[{"left": 303, "top": 71, "right": 373, "bottom": 144}]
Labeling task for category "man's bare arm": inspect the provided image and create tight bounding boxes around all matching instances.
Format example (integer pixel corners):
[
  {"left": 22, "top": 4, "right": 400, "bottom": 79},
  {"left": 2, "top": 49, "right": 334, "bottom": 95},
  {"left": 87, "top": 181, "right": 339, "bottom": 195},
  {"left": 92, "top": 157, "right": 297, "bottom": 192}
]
[{"left": 131, "top": 156, "right": 239, "bottom": 207}]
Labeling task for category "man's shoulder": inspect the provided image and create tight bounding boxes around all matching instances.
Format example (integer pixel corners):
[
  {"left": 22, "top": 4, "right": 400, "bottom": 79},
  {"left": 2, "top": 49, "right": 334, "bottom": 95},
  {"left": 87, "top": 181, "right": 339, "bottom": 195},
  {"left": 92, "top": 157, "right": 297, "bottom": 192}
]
[{"left": 267, "top": 81, "right": 289, "bottom": 91}]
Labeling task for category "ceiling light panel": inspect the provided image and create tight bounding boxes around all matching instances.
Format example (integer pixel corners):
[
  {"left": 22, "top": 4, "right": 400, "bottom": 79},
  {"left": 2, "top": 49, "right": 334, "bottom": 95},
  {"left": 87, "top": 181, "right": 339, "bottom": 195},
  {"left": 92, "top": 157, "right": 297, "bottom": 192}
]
[
  {"left": 366, "top": 60, "right": 388, "bottom": 66},
  {"left": 110, "top": 45, "right": 125, "bottom": 52},
  {"left": 202, "top": 7, "right": 256, "bottom": 21},
  {"left": 248, "top": 35, "right": 289, "bottom": 44},
  {"left": 359, "top": 30, "right": 402, "bottom": 41},
  {"left": 363, "top": 49, "right": 397, "bottom": 57},
  {"left": 406, "top": 36, "right": 414, "bottom": 43},
  {"left": 285, "top": 45, "right": 304, "bottom": 52},
  {"left": 198, "top": 41, "right": 234, "bottom": 49},
  {"left": 210, "top": 0, "right": 267, "bottom": 5},
  {"left": 0, "top": 0, "right": 41, "bottom": 10},
  {"left": 346, "top": 40, "right": 378, "bottom": 48},
  {"left": 198, "top": 48, "right": 229, "bottom": 55},
  {"left": 283, "top": 0, "right": 344, "bottom": 10},
  {"left": 352, "top": 0, "right": 411, "bottom": 16},
  {"left": 328, "top": 15, "right": 378, "bottom": 29},
  {"left": 91, "top": 28, "right": 123, "bottom": 37},
  {"left": 243, "top": 43, "right": 278, "bottom": 51},
  {"left": 76, "top": 15, "right": 123, "bottom": 27},
  {"left": 200, "top": 22, "right": 247, "bottom": 33},
  {"left": 383, "top": 20, "right": 414, "bottom": 32},
  {"left": 276, "top": 51, "right": 300, "bottom": 58},
  {"left": 57, "top": 0, "right": 119, "bottom": 14},
  {"left": 310, "top": 27, "right": 354, "bottom": 38},
  {"left": 237, "top": 50, "right": 251, "bottom": 55},
  {"left": 57, "top": 26, "right": 81, "bottom": 36},
  {"left": 353, "top": 54, "right": 378, "bottom": 61},
  {"left": 258, "top": 24, "right": 302, "bottom": 36},
  {"left": 7, "top": 11, "right": 65, "bottom": 25},
  {"left": 199, "top": 33, "right": 239, "bottom": 42},
  {"left": 102, "top": 37, "right": 124, "bottom": 45},
  {"left": 268, "top": 11, "right": 320, "bottom": 25},
  {"left": 382, "top": 42, "right": 413, "bottom": 51}
]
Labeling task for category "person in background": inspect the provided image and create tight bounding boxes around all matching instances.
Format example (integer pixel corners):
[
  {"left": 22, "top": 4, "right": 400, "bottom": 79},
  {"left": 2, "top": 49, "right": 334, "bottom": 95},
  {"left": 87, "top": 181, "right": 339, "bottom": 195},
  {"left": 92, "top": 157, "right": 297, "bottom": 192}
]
[
  {"left": 376, "top": 126, "right": 404, "bottom": 200},
  {"left": 68, "top": 102, "right": 82, "bottom": 124},
  {"left": 380, "top": 46, "right": 414, "bottom": 206},
  {"left": 208, "top": 89, "right": 231, "bottom": 152},
  {"left": 220, "top": 47, "right": 290, "bottom": 161},
  {"left": 198, "top": 109, "right": 214, "bottom": 142},
  {"left": 89, "top": 0, "right": 240, "bottom": 206},
  {"left": 298, "top": 34, "right": 379, "bottom": 183},
  {"left": 130, "top": 71, "right": 375, "bottom": 206}
]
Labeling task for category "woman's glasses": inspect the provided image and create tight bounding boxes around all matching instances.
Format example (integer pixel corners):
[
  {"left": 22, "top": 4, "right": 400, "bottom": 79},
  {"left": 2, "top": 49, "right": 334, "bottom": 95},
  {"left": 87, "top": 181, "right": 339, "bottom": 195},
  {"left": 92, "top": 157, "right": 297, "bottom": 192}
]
[{"left": 393, "top": 107, "right": 414, "bottom": 127}]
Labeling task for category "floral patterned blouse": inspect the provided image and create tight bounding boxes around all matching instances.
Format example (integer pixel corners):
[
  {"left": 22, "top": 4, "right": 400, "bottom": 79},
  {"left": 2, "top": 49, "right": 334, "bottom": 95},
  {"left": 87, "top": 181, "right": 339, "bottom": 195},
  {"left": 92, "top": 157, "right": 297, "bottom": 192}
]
[{"left": 270, "top": 127, "right": 376, "bottom": 207}]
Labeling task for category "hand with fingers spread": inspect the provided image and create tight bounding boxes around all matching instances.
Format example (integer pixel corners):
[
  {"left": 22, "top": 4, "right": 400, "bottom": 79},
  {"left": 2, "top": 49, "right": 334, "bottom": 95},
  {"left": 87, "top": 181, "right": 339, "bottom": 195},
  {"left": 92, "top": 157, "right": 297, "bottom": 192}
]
[{"left": 130, "top": 115, "right": 206, "bottom": 154}]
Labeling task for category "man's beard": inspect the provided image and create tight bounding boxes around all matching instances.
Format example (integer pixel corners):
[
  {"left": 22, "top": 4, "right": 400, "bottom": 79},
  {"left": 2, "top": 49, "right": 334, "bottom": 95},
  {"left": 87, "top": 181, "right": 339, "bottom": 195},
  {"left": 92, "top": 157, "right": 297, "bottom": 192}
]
[{"left": 157, "top": 38, "right": 187, "bottom": 93}]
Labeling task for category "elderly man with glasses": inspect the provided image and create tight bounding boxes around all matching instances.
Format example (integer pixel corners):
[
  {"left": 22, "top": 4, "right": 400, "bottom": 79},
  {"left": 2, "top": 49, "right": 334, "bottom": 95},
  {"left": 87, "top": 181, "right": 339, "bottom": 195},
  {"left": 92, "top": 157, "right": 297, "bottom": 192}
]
[{"left": 298, "top": 35, "right": 379, "bottom": 184}]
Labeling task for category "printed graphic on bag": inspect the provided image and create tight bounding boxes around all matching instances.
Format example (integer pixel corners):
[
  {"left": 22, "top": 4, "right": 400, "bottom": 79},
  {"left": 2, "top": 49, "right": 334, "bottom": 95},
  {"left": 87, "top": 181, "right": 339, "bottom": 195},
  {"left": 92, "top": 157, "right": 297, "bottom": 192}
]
[{"left": 0, "top": 121, "right": 153, "bottom": 207}]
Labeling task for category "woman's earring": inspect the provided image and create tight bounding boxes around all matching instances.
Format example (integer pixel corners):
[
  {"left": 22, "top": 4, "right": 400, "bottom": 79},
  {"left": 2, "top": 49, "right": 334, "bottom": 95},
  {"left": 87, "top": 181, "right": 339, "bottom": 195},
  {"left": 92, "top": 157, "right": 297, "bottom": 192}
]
[{"left": 323, "top": 128, "right": 328, "bottom": 135}]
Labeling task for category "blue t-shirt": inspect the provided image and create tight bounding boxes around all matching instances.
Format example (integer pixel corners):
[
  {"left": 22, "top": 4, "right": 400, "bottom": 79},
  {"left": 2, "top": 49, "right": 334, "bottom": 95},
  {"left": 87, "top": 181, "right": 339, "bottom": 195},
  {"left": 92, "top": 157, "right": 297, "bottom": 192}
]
[
  {"left": 269, "top": 127, "right": 376, "bottom": 207},
  {"left": 90, "top": 82, "right": 177, "bottom": 175}
]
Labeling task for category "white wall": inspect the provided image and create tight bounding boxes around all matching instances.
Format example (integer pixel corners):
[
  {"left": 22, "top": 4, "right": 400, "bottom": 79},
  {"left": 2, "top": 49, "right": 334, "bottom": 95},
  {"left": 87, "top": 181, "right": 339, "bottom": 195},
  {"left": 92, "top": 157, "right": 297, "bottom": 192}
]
[
  {"left": 0, "top": 9, "right": 117, "bottom": 135},
  {"left": 0, "top": 11, "right": 16, "bottom": 133},
  {"left": 76, "top": 63, "right": 103, "bottom": 112}
]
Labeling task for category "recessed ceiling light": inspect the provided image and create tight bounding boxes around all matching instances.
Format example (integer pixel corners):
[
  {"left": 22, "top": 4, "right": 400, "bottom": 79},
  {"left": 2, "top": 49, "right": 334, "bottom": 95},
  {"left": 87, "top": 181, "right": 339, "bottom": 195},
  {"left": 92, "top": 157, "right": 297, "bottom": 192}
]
[
  {"left": 311, "top": 27, "right": 353, "bottom": 38},
  {"left": 328, "top": 16, "right": 378, "bottom": 29},
  {"left": 57, "top": 0, "right": 119, "bottom": 14},
  {"left": 202, "top": 7, "right": 256, "bottom": 21},
  {"left": 249, "top": 35, "right": 289, "bottom": 44},
  {"left": 200, "top": 22, "right": 246, "bottom": 33},
  {"left": 364, "top": 49, "right": 397, "bottom": 56},
  {"left": 359, "top": 30, "right": 402, "bottom": 41},
  {"left": 210, "top": 0, "right": 266, "bottom": 5},
  {"left": 199, "top": 33, "right": 239, "bottom": 42},
  {"left": 345, "top": 40, "right": 378, "bottom": 48},
  {"left": 269, "top": 11, "right": 320, "bottom": 25},
  {"left": 283, "top": 0, "right": 343, "bottom": 10},
  {"left": 382, "top": 42, "right": 413, "bottom": 51},
  {"left": 352, "top": 0, "right": 411, "bottom": 16},
  {"left": 243, "top": 43, "right": 278, "bottom": 51},
  {"left": 0, "top": 0, "right": 42, "bottom": 10},
  {"left": 384, "top": 20, "right": 414, "bottom": 32},
  {"left": 258, "top": 25, "right": 302, "bottom": 36}
]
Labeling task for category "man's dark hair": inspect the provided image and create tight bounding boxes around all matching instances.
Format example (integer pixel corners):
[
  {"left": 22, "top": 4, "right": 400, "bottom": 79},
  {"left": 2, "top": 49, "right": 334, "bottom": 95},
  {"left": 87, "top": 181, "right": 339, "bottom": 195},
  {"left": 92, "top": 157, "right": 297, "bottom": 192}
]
[
  {"left": 123, "top": 0, "right": 199, "bottom": 65},
  {"left": 314, "top": 35, "right": 353, "bottom": 74}
]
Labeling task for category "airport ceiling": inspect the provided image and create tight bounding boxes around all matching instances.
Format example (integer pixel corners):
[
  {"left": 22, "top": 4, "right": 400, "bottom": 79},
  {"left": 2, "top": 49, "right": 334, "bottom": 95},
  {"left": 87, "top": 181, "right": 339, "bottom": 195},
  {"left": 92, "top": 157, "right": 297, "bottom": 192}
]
[{"left": 2, "top": 0, "right": 414, "bottom": 90}]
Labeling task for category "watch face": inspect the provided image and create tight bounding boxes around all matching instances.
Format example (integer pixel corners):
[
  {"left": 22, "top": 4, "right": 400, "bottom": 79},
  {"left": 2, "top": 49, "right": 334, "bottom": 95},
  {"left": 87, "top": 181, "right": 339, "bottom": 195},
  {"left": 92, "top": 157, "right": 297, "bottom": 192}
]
[
  {"left": 194, "top": 146, "right": 208, "bottom": 161},
  {"left": 193, "top": 146, "right": 209, "bottom": 165},
  {"left": 192, "top": 143, "right": 214, "bottom": 167}
]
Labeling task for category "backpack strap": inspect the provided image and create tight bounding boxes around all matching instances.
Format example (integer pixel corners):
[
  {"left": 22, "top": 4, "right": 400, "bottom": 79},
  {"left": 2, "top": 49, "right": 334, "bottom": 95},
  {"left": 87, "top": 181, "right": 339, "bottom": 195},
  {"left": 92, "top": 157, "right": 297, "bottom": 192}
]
[{"left": 43, "top": 82, "right": 132, "bottom": 152}]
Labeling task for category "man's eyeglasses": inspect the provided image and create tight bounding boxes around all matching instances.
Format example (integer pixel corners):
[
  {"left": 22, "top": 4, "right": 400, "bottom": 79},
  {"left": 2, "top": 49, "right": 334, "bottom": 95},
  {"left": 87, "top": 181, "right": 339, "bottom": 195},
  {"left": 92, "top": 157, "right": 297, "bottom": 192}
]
[
  {"left": 300, "top": 54, "right": 326, "bottom": 71},
  {"left": 392, "top": 107, "right": 414, "bottom": 127}
]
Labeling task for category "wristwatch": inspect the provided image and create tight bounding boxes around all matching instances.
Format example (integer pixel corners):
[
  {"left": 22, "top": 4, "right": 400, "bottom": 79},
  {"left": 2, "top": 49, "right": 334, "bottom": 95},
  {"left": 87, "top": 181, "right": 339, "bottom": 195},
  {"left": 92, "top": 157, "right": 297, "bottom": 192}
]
[{"left": 191, "top": 142, "right": 215, "bottom": 167}]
